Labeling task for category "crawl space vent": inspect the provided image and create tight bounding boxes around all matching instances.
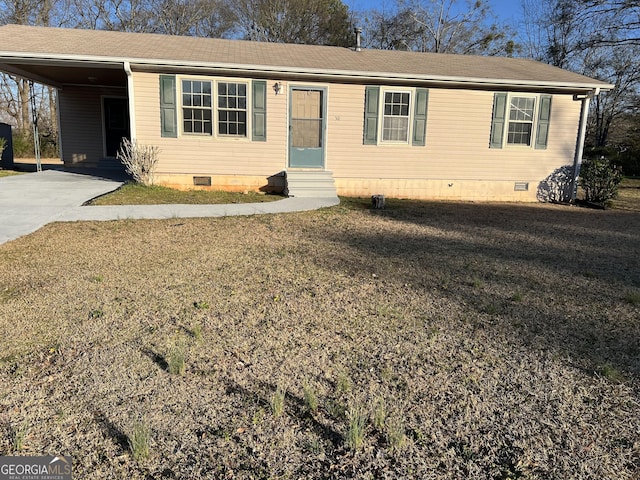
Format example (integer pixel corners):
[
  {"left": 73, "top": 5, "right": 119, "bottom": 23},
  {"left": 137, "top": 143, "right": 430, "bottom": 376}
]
[
  {"left": 514, "top": 182, "right": 529, "bottom": 192},
  {"left": 193, "top": 176, "right": 212, "bottom": 186}
]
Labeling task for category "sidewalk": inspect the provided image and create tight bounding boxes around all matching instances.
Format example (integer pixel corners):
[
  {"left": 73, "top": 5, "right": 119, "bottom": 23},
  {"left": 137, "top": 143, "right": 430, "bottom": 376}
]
[{"left": 59, "top": 197, "right": 340, "bottom": 222}]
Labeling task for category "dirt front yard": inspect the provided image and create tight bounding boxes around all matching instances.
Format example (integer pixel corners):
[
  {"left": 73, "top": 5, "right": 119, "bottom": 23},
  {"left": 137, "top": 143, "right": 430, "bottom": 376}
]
[{"left": 0, "top": 199, "right": 638, "bottom": 479}]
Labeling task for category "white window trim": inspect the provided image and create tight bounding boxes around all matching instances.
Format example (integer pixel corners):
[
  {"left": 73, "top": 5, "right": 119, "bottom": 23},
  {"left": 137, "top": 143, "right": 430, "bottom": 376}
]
[
  {"left": 180, "top": 78, "right": 213, "bottom": 136},
  {"left": 216, "top": 80, "right": 250, "bottom": 138},
  {"left": 378, "top": 87, "right": 414, "bottom": 145},
  {"left": 178, "top": 76, "right": 251, "bottom": 140},
  {"left": 504, "top": 93, "right": 539, "bottom": 148}
]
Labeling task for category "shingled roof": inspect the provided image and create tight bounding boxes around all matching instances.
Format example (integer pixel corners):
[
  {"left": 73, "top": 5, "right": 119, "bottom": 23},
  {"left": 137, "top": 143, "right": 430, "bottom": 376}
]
[{"left": 0, "top": 24, "right": 612, "bottom": 92}]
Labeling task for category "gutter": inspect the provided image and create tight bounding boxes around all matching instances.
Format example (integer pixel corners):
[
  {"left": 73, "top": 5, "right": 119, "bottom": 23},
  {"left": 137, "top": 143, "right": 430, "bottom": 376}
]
[
  {"left": 0, "top": 51, "right": 614, "bottom": 93},
  {"left": 124, "top": 61, "right": 137, "bottom": 143}
]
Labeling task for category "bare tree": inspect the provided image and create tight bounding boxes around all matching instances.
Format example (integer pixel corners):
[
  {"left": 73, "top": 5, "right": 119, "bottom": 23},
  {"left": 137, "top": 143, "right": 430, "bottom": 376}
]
[
  {"left": 521, "top": 0, "right": 640, "bottom": 154},
  {"left": 587, "top": 45, "right": 640, "bottom": 148},
  {"left": 575, "top": 0, "right": 640, "bottom": 47},
  {"left": 70, "top": 0, "right": 154, "bottom": 32},
  {"left": 231, "top": 0, "right": 355, "bottom": 46},
  {"left": 147, "top": 0, "right": 235, "bottom": 37},
  {"left": 70, "top": 0, "right": 235, "bottom": 36},
  {"left": 364, "top": 0, "right": 516, "bottom": 55},
  {"left": 0, "top": 0, "right": 68, "bottom": 142}
]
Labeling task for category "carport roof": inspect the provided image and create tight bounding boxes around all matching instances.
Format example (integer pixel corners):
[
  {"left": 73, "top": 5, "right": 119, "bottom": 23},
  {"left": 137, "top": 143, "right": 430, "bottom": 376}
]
[{"left": 0, "top": 24, "right": 613, "bottom": 92}]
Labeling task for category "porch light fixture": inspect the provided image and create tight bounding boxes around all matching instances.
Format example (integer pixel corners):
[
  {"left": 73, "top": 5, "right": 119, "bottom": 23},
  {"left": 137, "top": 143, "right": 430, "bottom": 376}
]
[{"left": 273, "top": 82, "right": 282, "bottom": 95}]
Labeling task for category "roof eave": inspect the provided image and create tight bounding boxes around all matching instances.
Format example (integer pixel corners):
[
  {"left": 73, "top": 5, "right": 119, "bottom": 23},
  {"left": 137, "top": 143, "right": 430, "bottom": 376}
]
[
  {"left": 136, "top": 60, "right": 615, "bottom": 93},
  {"left": 0, "top": 51, "right": 615, "bottom": 93},
  {"left": 0, "top": 62, "right": 63, "bottom": 88}
]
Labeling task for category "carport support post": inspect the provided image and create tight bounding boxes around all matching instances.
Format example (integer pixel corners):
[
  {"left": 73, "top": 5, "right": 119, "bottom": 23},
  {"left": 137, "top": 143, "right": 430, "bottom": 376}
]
[{"left": 29, "top": 80, "right": 42, "bottom": 172}]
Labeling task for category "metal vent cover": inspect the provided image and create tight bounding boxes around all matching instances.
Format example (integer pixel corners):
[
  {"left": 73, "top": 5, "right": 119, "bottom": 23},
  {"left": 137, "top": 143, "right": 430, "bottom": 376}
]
[{"left": 193, "top": 176, "right": 212, "bottom": 186}]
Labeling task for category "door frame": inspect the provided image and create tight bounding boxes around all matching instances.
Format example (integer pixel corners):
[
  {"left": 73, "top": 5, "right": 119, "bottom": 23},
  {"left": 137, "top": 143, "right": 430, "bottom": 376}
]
[
  {"left": 101, "top": 95, "right": 130, "bottom": 158},
  {"left": 288, "top": 85, "right": 327, "bottom": 169}
]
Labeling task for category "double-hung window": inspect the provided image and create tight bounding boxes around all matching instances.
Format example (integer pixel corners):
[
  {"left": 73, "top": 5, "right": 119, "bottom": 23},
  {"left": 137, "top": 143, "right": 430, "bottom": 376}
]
[
  {"left": 182, "top": 80, "right": 212, "bottom": 135},
  {"left": 180, "top": 79, "right": 249, "bottom": 137},
  {"left": 382, "top": 91, "right": 411, "bottom": 142},
  {"left": 363, "top": 86, "right": 429, "bottom": 146},
  {"left": 507, "top": 96, "right": 536, "bottom": 146},
  {"left": 490, "top": 92, "right": 552, "bottom": 149},
  {"left": 218, "top": 82, "right": 247, "bottom": 136}
]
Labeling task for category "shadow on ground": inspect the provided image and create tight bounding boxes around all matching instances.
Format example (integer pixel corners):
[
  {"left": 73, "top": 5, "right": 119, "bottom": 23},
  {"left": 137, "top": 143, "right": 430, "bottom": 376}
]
[{"left": 319, "top": 199, "right": 640, "bottom": 385}]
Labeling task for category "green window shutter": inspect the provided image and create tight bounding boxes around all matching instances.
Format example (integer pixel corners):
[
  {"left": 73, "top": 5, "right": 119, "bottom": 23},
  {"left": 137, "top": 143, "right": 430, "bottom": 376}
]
[
  {"left": 363, "top": 86, "right": 379, "bottom": 145},
  {"left": 535, "top": 94, "right": 552, "bottom": 149},
  {"left": 252, "top": 80, "right": 267, "bottom": 142},
  {"left": 490, "top": 92, "right": 507, "bottom": 148},
  {"left": 159, "top": 75, "right": 177, "bottom": 138},
  {"left": 412, "top": 88, "right": 429, "bottom": 146}
]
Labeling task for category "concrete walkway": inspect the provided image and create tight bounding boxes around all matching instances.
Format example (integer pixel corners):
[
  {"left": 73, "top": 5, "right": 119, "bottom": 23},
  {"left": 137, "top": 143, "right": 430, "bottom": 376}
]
[{"left": 0, "top": 170, "right": 339, "bottom": 246}]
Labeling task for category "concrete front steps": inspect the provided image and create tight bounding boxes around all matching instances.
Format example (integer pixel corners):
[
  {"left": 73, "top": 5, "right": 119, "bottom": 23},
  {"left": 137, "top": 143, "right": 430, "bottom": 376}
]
[{"left": 284, "top": 170, "right": 338, "bottom": 199}]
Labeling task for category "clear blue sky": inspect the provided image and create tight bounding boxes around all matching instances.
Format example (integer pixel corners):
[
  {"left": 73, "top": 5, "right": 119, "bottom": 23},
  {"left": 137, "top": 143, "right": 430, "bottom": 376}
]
[
  {"left": 487, "top": 0, "right": 523, "bottom": 25},
  {"left": 349, "top": 0, "right": 524, "bottom": 30}
]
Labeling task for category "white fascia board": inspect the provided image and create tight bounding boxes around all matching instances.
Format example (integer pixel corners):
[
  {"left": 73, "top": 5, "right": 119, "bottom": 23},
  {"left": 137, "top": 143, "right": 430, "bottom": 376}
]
[
  {"left": 0, "top": 50, "right": 615, "bottom": 92},
  {"left": 137, "top": 60, "right": 615, "bottom": 92}
]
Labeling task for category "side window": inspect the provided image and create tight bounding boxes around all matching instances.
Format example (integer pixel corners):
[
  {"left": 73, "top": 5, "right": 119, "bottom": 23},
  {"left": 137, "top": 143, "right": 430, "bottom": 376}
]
[
  {"left": 490, "top": 93, "right": 552, "bottom": 149},
  {"left": 507, "top": 96, "right": 536, "bottom": 146},
  {"left": 182, "top": 80, "right": 212, "bottom": 135},
  {"left": 217, "top": 82, "right": 247, "bottom": 137}
]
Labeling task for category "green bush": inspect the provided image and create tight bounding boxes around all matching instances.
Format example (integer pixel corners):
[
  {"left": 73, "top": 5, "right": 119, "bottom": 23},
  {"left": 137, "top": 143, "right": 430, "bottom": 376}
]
[
  {"left": 12, "top": 130, "right": 58, "bottom": 158},
  {"left": 0, "top": 137, "right": 6, "bottom": 159},
  {"left": 579, "top": 157, "right": 623, "bottom": 204},
  {"left": 585, "top": 146, "right": 640, "bottom": 177},
  {"left": 11, "top": 133, "right": 32, "bottom": 157}
]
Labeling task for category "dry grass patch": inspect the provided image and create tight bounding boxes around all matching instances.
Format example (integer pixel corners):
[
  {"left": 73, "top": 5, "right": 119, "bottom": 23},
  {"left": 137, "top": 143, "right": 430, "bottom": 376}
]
[
  {"left": 610, "top": 177, "right": 640, "bottom": 212},
  {"left": 0, "top": 199, "right": 638, "bottom": 478},
  {"left": 0, "top": 169, "right": 25, "bottom": 178}
]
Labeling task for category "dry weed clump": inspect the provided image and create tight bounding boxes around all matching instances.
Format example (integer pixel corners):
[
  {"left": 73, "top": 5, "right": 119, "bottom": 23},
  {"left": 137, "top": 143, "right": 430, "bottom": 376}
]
[
  {"left": 0, "top": 200, "right": 638, "bottom": 478},
  {"left": 128, "top": 421, "right": 151, "bottom": 462},
  {"left": 116, "top": 138, "right": 159, "bottom": 186}
]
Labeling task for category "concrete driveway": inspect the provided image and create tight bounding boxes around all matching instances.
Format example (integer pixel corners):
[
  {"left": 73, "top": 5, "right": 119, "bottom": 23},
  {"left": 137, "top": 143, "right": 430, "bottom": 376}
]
[
  {"left": 0, "top": 170, "right": 123, "bottom": 245},
  {"left": 0, "top": 170, "right": 340, "bottom": 246}
]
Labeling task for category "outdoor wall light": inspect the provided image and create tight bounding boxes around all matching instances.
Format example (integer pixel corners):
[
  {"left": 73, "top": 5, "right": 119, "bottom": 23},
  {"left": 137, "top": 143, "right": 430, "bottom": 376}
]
[{"left": 273, "top": 82, "right": 282, "bottom": 95}]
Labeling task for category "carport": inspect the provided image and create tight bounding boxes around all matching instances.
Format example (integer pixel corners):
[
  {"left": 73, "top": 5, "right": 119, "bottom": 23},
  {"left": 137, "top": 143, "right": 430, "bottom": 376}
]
[{"left": 0, "top": 33, "right": 133, "bottom": 173}]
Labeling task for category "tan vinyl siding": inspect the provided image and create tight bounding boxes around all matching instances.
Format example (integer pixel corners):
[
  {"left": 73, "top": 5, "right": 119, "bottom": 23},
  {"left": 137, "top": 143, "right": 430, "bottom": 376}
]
[
  {"left": 58, "top": 85, "right": 127, "bottom": 167},
  {"left": 325, "top": 84, "right": 581, "bottom": 183},
  {"left": 131, "top": 72, "right": 581, "bottom": 200},
  {"left": 133, "top": 72, "right": 287, "bottom": 177}
]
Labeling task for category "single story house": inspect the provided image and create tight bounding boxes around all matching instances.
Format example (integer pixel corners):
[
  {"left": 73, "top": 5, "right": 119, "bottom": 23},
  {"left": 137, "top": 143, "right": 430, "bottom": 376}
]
[{"left": 0, "top": 24, "right": 612, "bottom": 201}]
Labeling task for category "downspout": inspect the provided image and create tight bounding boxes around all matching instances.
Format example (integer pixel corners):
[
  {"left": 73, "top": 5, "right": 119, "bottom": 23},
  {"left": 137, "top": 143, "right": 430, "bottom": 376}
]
[
  {"left": 124, "top": 61, "right": 137, "bottom": 143},
  {"left": 570, "top": 88, "right": 599, "bottom": 202}
]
